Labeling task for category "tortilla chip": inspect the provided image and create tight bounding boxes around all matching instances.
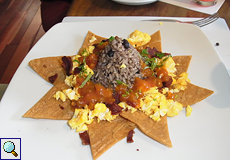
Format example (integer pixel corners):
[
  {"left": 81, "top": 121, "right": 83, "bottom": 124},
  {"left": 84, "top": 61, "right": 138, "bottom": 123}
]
[
  {"left": 88, "top": 116, "right": 136, "bottom": 160},
  {"left": 25, "top": 30, "right": 213, "bottom": 158},
  {"left": 172, "top": 56, "right": 192, "bottom": 76},
  {"left": 78, "top": 31, "right": 106, "bottom": 55},
  {"left": 29, "top": 56, "right": 66, "bottom": 85},
  {"left": 120, "top": 110, "right": 172, "bottom": 148},
  {"left": 29, "top": 31, "right": 106, "bottom": 85},
  {"left": 172, "top": 56, "right": 214, "bottom": 106},
  {"left": 142, "top": 30, "right": 162, "bottom": 52},
  {"left": 175, "top": 82, "right": 214, "bottom": 107},
  {"left": 23, "top": 82, "right": 74, "bottom": 120}
]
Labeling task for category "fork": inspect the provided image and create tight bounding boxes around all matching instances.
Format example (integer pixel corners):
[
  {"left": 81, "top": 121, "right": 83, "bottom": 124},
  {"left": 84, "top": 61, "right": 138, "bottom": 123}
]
[{"left": 145, "top": 12, "right": 220, "bottom": 27}]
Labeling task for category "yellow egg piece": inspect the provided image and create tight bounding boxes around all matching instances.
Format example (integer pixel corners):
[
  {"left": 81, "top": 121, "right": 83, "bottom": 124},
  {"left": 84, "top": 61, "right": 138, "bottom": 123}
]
[
  {"left": 68, "top": 109, "right": 94, "bottom": 132},
  {"left": 186, "top": 105, "right": 192, "bottom": 117},
  {"left": 167, "top": 101, "right": 183, "bottom": 117},
  {"left": 127, "top": 30, "right": 151, "bottom": 47},
  {"left": 163, "top": 57, "right": 177, "bottom": 77},
  {"left": 53, "top": 91, "right": 66, "bottom": 102},
  {"left": 150, "top": 110, "right": 161, "bottom": 121},
  {"left": 89, "top": 36, "right": 97, "bottom": 43},
  {"left": 85, "top": 64, "right": 94, "bottom": 76},
  {"left": 92, "top": 103, "right": 107, "bottom": 116},
  {"left": 118, "top": 102, "right": 137, "bottom": 113},
  {"left": 63, "top": 88, "right": 80, "bottom": 101},
  {"left": 173, "top": 72, "right": 190, "bottom": 91},
  {"left": 104, "top": 111, "right": 118, "bottom": 122},
  {"left": 64, "top": 75, "right": 77, "bottom": 87},
  {"left": 76, "top": 124, "right": 88, "bottom": 132}
]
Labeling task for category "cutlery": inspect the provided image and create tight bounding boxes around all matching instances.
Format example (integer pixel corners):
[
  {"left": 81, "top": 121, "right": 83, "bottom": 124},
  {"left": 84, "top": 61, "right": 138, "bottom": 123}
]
[{"left": 144, "top": 12, "right": 220, "bottom": 27}]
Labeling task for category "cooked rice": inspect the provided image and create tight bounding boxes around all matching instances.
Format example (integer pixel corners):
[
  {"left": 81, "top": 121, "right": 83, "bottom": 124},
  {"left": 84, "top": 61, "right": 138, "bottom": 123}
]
[{"left": 91, "top": 36, "right": 143, "bottom": 89}]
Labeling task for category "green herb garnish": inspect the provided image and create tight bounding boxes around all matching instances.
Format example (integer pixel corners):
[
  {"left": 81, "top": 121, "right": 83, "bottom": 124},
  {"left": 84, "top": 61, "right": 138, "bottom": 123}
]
[
  {"left": 81, "top": 49, "right": 88, "bottom": 56},
  {"left": 98, "top": 41, "right": 104, "bottom": 46},
  {"left": 145, "top": 57, "right": 158, "bottom": 70},
  {"left": 79, "top": 73, "right": 93, "bottom": 88},
  {"left": 109, "top": 36, "right": 115, "bottom": 42},
  {"left": 77, "top": 57, "right": 88, "bottom": 77},
  {"left": 116, "top": 80, "right": 128, "bottom": 86},
  {"left": 141, "top": 49, "right": 149, "bottom": 57},
  {"left": 73, "top": 59, "right": 81, "bottom": 64},
  {"left": 141, "top": 49, "right": 172, "bottom": 71},
  {"left": 122, "top": 90, "right": 130, "bottom": 97},
  {"left": 162, "top": 55, "right": 172, "bottom": 62},
  {"left": 155, "top": 52, "right": 165, "bottom": 59},
  {"left": 83, "top": 56, "right": 86, "bottom": 64},
  {"left": 135, "top": 93, "right": 139, "bottom": 98}
]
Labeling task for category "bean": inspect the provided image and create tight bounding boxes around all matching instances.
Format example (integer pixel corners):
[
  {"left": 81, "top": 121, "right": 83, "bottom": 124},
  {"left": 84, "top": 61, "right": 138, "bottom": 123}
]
[
  {"left": 123, "top": 39, "right": 130, "bottom": 49},
  {"left": 107, "top": 49, "right": 114, "bottom": 57}
]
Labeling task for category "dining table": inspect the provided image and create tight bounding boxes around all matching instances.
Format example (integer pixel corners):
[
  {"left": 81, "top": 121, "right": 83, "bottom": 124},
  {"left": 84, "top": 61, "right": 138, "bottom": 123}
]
[{"left": 1, "top": 0, "right": 230, "bottom": 160}]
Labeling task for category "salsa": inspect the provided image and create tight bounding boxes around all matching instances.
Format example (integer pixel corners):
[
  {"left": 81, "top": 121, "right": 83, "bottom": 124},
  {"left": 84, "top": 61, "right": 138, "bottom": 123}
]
[
  {"left": 116, "top": 67, "right": 173, "bottom": 108},
  {"left": 70, "top": 39, "right": 174, "bottom": 110},
  {"left": 71, "top": 77, "right": 115, "bottom": 110}
]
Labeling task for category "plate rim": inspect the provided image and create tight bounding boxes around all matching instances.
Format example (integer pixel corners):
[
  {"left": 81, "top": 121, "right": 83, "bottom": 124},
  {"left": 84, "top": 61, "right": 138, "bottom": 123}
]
[{"left": 1, "top": 20, "right": 230, "bottom": 160}]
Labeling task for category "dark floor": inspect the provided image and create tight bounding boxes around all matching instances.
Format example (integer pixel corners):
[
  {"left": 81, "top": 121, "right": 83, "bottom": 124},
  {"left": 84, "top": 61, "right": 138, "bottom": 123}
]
[{"left": 0, "top": 0, "right": 45, "bottom": 84}]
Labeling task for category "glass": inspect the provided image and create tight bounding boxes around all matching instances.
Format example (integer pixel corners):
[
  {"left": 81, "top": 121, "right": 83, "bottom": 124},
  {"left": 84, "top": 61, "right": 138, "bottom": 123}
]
[{"left": 193, "top": 0, "right": 217, "bottom": 6}]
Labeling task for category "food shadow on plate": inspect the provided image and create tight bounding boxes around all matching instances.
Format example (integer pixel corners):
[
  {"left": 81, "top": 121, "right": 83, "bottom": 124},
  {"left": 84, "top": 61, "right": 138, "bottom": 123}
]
[{"left": 208, "top": 62, "right": 230, "bottom": 108}]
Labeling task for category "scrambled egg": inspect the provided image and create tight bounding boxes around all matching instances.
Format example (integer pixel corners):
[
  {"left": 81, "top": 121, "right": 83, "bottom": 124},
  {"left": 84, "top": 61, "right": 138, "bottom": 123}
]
[
  {"left": 186, "top": 105, "right": 192, "bottom": 117},
  {"left": 91, "top": 103, "right": 118, "bottom": 122},
  {"left": 89, "top": 35, "right": 97, "bottom": 43},
  {"left": 53, "top": 88, "right": 80, "bottom": 102},
  {"left": 127, "top": 30, "right": 151, "bottom": 47},
  {"left": 163, "top": 56, "right": 176, "bottom": 77},
  {"left": 84, "top": 64, "right": 94, "bottom": 75},
  {"left": 140, "top": 87, "right": 183, "bottom": 121},
  {"left": 81, "top": 46, "right": 95, "bottom": 56},
  {"left": 118, "top": 87, "right": 183, "bottom": 122},
  {"left": 63, "top": 89, "right": 80, "bottom": 101},
  {"left": 53, "top": 91, "right": 66, "bottom": 102},
  {"left": 173, "top": 72, "right": 190, "bottom": 91},
  {"left": 68, "top": 103, "right": 118, "bottom": 132},
  {"left": 72, "top": 55, "right": 81, "bottom": 68},
  {"left": 68, "top": 108, "right": 93, "bottom": 132},
  {"left": 85, "top": 46, "right": 95, "bottom": 55},
  {"left": 65, "top": 75, "right": 77, "bottom": 87},
  {"left": 119, "top": 102, "right": 137, "bottom": 113},
  {"left": 68, "top": 84, "right": 185, "bottom": 132}
]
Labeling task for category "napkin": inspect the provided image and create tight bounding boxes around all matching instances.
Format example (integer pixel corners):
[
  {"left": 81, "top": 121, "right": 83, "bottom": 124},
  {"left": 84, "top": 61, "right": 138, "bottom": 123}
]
[{"left": 159, "top": 0, "right": 225, "bottom": 14}]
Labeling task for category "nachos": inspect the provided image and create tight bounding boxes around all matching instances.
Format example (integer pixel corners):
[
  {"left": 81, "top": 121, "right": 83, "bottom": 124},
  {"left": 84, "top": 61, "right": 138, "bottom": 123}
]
[{"left": 23, "top": 30, "right": 214, "bottom": 160}]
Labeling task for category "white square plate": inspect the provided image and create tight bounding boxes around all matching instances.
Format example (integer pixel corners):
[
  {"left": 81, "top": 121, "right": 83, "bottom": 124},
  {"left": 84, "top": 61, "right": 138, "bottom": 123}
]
[{"left": 1, "top": 21, "right": 230, "bottom": 160}]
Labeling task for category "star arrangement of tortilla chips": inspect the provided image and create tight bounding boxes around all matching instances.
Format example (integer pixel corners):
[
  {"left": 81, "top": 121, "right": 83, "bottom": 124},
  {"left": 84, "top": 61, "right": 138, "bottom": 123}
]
[{"left": 23, "top": 30, "right": 214, "bottom": 160}]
